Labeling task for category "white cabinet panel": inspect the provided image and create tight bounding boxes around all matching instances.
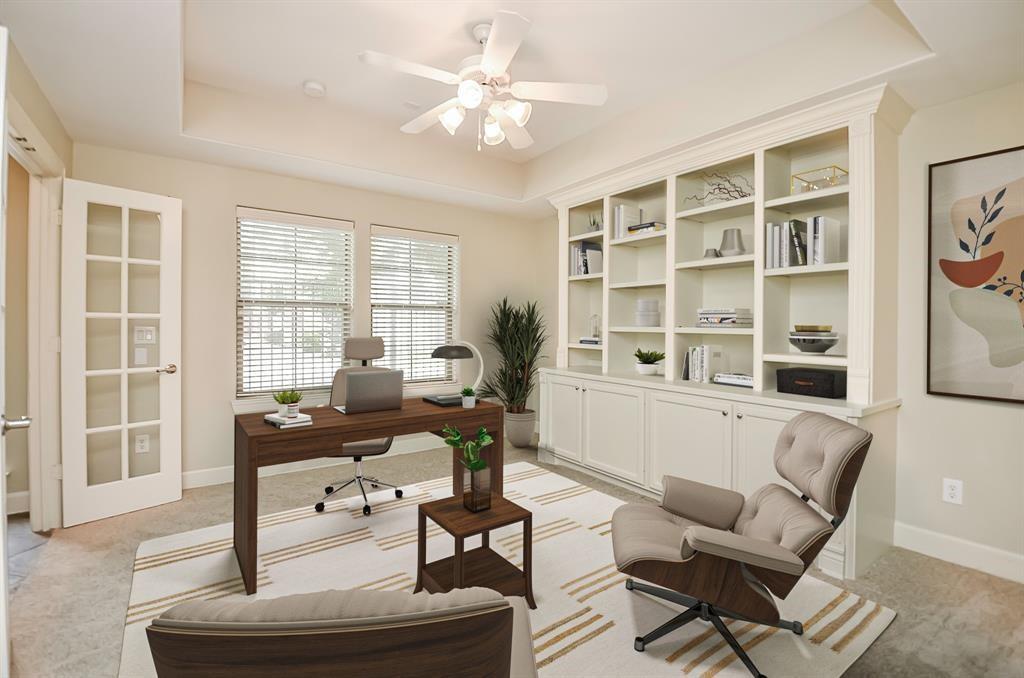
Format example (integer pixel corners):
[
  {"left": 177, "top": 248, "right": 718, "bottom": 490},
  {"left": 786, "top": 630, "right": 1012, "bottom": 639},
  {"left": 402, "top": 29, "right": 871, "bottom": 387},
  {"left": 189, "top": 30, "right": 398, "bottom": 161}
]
[
  {"left": 732, "top": 403, "right": 800, "bottom": 497},
  {"left": 544, "top": 375, "right": 584, "bottom": 462},
  {"left": 583, "top": 382, "right": 644, "bottom": 483},
  {"left": 647, "top": 392, "right": 732, "bottom": 493}
]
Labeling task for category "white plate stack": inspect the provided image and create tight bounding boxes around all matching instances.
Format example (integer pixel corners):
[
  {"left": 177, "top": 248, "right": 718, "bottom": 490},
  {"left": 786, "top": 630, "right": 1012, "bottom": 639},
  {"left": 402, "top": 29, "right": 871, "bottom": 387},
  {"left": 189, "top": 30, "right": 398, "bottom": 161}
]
[{"left": 635, "top": 298, "right": 660, "bottom": 327}]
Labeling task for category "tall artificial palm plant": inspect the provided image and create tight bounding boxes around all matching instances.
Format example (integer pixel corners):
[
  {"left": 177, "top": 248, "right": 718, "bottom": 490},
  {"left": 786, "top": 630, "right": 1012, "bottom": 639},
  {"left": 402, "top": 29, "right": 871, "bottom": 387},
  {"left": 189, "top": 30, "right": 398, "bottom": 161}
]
[{"left": 479, "top": 298, "right": 547, "bottom": 414}]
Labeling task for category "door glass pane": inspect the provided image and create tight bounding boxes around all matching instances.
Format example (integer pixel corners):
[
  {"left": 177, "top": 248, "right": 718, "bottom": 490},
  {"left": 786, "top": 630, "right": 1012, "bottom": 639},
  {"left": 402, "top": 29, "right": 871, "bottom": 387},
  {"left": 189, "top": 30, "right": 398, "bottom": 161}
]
[
  {"left": 86, "top": 375, "right": 121, "bottom": 429},
  {"left": 86, "top": 318, "right": 121, "bottom": 370},
  {"left": 128, "top": 319, "right": 160, "bottom": 368},
  {"left": 87, "top": 431, "right": 122, "bottom": 486},
  {"left": 129, "top": 425, "right": 160, "bottom": 478},
  {"left": 87, "top": 261, "right": 121, "bottom": 313},
  {"left": 128, "top": 373, "right": 159, "bottom": 423},
  {"left": 129, "top": 209, "right": 161, "bottom": 260},
  {"left": 87, "top": 203, "right": 122, "bottom": 257},
  {"left": 128, "top": 264, "right": 160, "bottom": 314}
]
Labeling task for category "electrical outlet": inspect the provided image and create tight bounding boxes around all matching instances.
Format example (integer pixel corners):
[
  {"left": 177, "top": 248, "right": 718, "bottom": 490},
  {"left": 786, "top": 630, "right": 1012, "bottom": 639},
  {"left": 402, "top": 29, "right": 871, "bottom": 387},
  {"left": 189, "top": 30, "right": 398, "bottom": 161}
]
[
  {"left": 942, "top": 478, "right": 963, "bottom": 505},
  {"left": 135, "top": 434, "right": 150, "bottom": 455}
]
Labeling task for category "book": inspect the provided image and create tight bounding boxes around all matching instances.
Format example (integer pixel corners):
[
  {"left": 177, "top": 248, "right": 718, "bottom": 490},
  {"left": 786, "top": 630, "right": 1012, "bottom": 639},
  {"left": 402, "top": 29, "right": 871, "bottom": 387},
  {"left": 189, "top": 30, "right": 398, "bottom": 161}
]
[
  {"left": 614, "top": 204, "right": 642, "bottom": 239},
  {"left": 713, "top": 372, "right": 754, "bottom": 388},
  {"left": 786, "top": 219, "right": 808, "bottom": 266},
  {"left": 626, "top": 221, "right": 665, "bottom": 233},
  {"left": 577, "top": 337, "right": 601, "bottom": 345},
  {"left": 264, "top": 412, "right": 313, "bottom": 429},
  {"left": 809, "top": 216, "right": 841, "bottom": 264}
]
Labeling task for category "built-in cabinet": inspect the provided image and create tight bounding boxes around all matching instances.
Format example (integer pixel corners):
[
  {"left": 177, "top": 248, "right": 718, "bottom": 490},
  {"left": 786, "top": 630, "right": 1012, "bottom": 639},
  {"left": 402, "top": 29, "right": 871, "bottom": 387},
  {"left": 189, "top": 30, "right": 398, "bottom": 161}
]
[
  {"left": 582, "top": 381, "right": 645, "bottom": 483},
  {"left": 646, "top": 390, "right": 732, "bottom": 493}
]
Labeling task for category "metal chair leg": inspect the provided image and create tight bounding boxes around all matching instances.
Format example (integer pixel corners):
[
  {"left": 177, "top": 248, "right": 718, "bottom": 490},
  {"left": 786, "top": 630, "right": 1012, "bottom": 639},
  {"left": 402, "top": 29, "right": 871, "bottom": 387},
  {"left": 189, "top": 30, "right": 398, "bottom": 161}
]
[
  {"left": 709, "top": 611, "right": 765, "bottom": 678},
  {"left": 633, "top": 605, "right": 701, "bottom": 652}
]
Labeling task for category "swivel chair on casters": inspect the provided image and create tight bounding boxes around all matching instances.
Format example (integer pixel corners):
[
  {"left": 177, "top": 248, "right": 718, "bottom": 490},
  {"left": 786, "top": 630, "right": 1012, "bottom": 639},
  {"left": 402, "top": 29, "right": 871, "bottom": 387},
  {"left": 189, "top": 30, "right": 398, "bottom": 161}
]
[
  {"left": 611, "top": 412, "right": 873, "bottom": 678},
  {"left": 314, "top": 337, "right": 403, "bottom": 516}
]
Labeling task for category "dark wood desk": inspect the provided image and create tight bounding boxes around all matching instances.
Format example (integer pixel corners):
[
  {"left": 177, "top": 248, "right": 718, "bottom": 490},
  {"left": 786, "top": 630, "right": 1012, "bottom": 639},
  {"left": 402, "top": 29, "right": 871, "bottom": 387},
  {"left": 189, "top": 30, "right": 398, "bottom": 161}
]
[{"left": 234, "top": 399, "right": 504, "bottom": 594}]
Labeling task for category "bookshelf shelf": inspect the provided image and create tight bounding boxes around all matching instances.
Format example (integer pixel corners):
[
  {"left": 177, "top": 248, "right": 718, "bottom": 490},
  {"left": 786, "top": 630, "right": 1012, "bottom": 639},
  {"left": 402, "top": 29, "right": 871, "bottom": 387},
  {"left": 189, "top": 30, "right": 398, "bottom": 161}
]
[
  {"left": 609, "top": 326, "right": 665, "bottom": 333},
  {"left": 764, "top": 262, "right": 849, "bottom": 277},
  {"left": 568, "top": 230, "right": 604, "bottom": 243},
  {"left": 762, "top": 352, "right": 848, "bottom": 367},
  {"left": 568, "top": 343, "right": 604, "bottom": 351},
  {"left": 568, "top": 273, "right": 603, "bottom": 282},
  {"left": 609, "top": 230, "right": 667, "bottom": 247},
  {"left": 674, "top": 326, "right": 754, "bottom": 335},
  {"left": 764, "top": 184, "right": 849, "bottom": 212},
  {"left": 675, "top": 254, "right": 755, "bottom": 271},
  {"left": 609, "top": 279, "right": 665, "bottom": 289},
  {"left": 675, "top": 195, "right": 755, "bottom": 222}
]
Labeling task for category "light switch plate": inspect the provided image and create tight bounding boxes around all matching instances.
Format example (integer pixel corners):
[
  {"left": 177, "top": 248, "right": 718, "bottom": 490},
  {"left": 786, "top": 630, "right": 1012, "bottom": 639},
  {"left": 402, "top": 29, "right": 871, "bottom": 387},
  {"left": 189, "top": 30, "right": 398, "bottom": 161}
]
[
  {"left": 134, "top": 326, "right": 157, "bottom": 345},
  {"left": 135, "top": 347, "right": 148, "bottom": 366},
  {"left": 135, "top": 434, "right": 150, "bottom": 455}
]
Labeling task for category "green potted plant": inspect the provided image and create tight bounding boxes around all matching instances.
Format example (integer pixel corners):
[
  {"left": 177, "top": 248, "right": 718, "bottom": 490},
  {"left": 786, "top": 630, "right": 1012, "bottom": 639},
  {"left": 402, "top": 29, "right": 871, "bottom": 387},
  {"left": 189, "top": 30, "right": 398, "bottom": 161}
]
[
  {"left": 634, "top": 348, "right": 665, "bottom": 376},
  {"left": 442, "top": 424, "right": 494, "bottom": 512},
  {"left": 461, "top": 386, "right": 476, "bottom": 409},
  {"left": 273, "top": 390, "right": 303, "bottom": 418},
  {"left": 479, "top": 298, "right": 548, "bottom": 448}
]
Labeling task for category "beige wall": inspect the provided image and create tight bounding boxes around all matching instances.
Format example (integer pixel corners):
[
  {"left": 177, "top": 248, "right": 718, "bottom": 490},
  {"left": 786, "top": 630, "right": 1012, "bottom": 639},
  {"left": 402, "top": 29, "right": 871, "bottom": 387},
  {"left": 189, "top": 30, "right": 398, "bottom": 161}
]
[
  {"left": 896, "top": 82, "right": 1024, "bottom": 558},
  {"left": 72, "top": 143, "right": 556, "bottom": 477},
  {"left": 5, "top": 157, "right": 30, "bottom": 494},
  {"left": 6, "top": 40, "right": 72, "bottom": 171}
]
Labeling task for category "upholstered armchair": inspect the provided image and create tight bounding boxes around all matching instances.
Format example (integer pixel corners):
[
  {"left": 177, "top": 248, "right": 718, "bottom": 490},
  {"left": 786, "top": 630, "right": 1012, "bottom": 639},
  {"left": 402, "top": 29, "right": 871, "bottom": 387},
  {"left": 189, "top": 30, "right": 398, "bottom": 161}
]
[{"left": 611, "top": 412, "right": 872, "bottom": 678}]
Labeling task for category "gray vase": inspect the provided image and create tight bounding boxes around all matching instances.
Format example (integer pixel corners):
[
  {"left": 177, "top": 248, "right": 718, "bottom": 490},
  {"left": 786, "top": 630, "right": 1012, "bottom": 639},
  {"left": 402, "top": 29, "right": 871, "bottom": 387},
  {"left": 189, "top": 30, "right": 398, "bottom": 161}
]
[
  {"left": 719, "top": 228, "right": 746, "bottom": 256},
  {"left": 505, "top": 410, "right": 536, "bottom": 448}
]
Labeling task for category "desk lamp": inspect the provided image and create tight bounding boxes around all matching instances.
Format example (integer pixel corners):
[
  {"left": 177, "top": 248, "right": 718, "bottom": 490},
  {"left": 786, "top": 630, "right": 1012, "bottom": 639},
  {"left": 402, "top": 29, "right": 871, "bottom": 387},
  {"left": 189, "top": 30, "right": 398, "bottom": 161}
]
[{"left": 424, "top": 342, "right": 484, "bottom": 407}]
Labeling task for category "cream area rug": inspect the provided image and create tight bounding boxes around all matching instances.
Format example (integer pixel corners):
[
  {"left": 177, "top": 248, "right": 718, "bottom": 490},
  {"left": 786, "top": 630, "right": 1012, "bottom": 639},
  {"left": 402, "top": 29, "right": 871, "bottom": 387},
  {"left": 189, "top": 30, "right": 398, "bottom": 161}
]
[{"left": 119, "top": 462, "right": 894, "bottom": 677}]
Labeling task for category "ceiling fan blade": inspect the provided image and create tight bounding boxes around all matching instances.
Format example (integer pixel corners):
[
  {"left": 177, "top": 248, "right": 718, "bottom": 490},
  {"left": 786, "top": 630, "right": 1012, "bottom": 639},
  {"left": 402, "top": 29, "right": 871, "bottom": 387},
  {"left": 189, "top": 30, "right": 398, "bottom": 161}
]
[
  {"left": 492, "top": 107, "right": 533, "bottom": 149},
  {"left": 510, "top": 81, "right": 608, "bottom": 106},
  {"left": 358, "top": 50, "right": 460, "bottom": 85},
  {"left": 400, "top": 98, "right": 459, "bottom": 134},
  {"left": 480, "top": 11, "right": 531, "bottom": 77}
]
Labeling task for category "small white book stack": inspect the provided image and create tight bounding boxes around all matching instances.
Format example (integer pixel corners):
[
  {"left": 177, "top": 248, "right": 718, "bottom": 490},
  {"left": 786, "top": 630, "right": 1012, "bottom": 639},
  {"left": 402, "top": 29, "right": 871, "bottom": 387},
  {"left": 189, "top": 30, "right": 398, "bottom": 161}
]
[
  {"left": 264, "top": 412, "right": 313, "bottom": 429},
  {"left": 681, "top": 344, "right": 725, "bottom": 383},
  {"left": 697, "top": 307, "right": 753, "bottom": 328},
  {"left": 713, "top": 373, "right": 754, "bottom": 388}
]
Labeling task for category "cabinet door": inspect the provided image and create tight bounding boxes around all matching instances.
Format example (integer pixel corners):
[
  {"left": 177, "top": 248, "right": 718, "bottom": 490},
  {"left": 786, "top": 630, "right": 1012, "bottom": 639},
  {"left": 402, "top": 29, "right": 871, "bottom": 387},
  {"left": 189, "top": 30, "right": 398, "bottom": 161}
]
[
  {"left": 544, "top": 375, "right": 584, "bottom": 462},
  {"left": 647, "top": 392, "right": 732, "bottom": 493},
  {"left": 733, "top": 404, "right": 800, "bottom": 497},
  {"left": 582, "top": 381, "right": 644, "bottom": 483}
]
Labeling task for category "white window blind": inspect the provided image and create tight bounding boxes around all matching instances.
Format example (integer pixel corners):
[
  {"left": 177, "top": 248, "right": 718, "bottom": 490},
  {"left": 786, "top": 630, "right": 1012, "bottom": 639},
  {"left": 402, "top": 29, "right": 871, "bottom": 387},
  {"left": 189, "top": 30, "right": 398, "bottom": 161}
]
[
  {"left": 236, "top": 208, "right": 354, "bottom": 396},
  {"left": 370, "top": 226, "right": 459, "bottom": 384}
]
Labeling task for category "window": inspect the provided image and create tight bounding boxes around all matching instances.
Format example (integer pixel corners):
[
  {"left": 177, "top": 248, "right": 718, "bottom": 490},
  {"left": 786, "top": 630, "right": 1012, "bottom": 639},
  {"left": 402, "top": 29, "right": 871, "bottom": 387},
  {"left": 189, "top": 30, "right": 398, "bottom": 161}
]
[
  {"left": 236, "top": 208, "right": 354, "bottom": 396},
  {"left": 370, "top": 226, "right": 459, "bottom": 384}
]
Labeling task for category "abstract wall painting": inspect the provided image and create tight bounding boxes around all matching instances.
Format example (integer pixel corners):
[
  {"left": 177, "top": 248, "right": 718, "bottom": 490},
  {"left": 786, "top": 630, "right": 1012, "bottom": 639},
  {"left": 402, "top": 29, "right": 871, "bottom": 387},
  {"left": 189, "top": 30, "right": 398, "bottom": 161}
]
[{"left": 928, "top": 145, "right": 1024, "bottom": 403}]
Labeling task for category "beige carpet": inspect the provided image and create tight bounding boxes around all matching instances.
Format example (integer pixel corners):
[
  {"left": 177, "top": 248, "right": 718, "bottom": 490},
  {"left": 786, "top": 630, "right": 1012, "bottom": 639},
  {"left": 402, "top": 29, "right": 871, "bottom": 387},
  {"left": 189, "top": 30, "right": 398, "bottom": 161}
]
[{"left": 119, "top": 462, "right": 894, "bottom": 676}]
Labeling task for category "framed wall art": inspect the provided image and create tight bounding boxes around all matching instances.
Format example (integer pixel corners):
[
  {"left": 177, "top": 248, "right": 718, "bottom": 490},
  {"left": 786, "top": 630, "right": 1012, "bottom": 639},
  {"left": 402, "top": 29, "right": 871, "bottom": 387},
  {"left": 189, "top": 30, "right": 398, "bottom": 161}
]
[{"left": 928, "top": 145, "right": 1024, "bottom": 403}]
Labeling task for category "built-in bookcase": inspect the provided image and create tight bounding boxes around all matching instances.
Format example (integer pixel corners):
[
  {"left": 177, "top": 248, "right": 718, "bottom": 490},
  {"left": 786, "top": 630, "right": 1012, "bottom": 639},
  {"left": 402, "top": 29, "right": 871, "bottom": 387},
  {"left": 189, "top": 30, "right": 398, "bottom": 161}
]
[{"left": 554, "top": 88, "right": 904, "bottom": 405}]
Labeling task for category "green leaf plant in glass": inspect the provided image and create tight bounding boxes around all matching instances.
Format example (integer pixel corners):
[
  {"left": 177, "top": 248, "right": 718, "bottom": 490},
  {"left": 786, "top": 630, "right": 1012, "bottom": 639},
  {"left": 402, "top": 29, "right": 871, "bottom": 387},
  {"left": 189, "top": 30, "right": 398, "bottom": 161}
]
[{"left": 442, "top": 424, "right": 494, "bottom": 512}]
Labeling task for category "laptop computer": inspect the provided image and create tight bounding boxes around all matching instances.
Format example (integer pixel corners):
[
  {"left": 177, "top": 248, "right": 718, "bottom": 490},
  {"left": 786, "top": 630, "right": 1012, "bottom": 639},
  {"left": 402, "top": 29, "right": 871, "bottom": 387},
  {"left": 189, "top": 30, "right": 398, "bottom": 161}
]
[{"left": 333, "top": 370, "right": 404, "bottom": 414}]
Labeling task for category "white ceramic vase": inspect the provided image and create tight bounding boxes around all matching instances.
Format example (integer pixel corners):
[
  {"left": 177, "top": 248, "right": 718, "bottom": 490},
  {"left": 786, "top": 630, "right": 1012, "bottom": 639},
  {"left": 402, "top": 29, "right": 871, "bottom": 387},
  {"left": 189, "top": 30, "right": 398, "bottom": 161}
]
[
  {"left": 505, "top": 410, "right": 536, "bottom": 448},
  {"left": 636, "top": 363, "right": 658, "bottom": 375},
  {"left": 286, "top": 403, "right": 300, "bottom": 418},
  {"left": 462, "top": 395, "right": 476, "bottom": 409}
]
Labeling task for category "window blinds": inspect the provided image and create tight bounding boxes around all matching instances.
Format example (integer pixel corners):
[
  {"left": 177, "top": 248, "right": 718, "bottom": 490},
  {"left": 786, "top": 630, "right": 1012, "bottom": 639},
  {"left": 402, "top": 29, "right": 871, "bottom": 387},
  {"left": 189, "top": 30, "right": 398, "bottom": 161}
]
[
  {"left": 370, "top": 226, "right": 459, "bottom": 384},
  {"left": 236, "top": 209, "right": 354, "bottom": 396}
]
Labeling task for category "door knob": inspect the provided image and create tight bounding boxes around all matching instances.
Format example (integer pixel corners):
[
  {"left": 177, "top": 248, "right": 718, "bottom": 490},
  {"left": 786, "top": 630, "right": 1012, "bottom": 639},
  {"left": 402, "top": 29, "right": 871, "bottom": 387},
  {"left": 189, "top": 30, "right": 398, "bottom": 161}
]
[
  {"left": 721, "top": 410, "right": 728, "bottom": 416},
  {"left": 1, "top": 415, "right": 31, "bottom": 434},
  {"left": 156, "top": 364, "right": 178, "bottom": 374},
  {"left": 736, "top": 413, "right": 743, "bottom": 419}
]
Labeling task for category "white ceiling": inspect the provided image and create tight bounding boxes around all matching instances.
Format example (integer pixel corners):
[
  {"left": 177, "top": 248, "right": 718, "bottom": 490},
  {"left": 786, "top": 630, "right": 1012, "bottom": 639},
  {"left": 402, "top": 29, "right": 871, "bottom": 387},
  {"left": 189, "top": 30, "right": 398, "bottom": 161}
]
[
  {"left": 184, "top": 0, "right": 865, "bottom": 161},
  {"left": 1, "top": 1, "right": 1022, "bottom": 216}
]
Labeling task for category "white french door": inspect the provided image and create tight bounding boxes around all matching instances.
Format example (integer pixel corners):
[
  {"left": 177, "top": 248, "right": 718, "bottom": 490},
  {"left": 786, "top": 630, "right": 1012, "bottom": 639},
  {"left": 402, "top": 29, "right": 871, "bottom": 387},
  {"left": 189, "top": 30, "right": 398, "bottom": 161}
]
[{"left": 61, "top": 179, "right": 182, "bottom": 526}]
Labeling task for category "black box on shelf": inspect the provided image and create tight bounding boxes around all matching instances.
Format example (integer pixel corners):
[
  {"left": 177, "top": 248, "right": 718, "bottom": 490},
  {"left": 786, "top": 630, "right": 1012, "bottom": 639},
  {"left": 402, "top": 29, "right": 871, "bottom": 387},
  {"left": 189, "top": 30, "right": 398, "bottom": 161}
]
[{"left": 776, "top": 368, "right": 847, "bottom": 399}]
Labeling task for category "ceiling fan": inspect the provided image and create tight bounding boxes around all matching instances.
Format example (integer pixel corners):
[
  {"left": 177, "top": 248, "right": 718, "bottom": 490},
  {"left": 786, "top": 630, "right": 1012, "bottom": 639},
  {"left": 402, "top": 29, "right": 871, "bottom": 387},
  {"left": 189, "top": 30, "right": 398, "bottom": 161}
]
[{"left": 358, "top": 10, "right": 608, "bottom": 150}]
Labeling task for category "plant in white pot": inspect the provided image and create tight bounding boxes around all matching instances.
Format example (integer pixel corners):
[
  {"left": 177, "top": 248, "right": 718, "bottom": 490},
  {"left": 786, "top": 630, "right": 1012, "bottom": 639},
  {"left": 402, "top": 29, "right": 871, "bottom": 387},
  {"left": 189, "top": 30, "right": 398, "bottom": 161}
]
[
  {"left": 273, "top": 390, "right": 303, "bottom": 418},
  {"left": 634, "top": 348, "right": 665, "bottom": 376},
  {"left": 461, "top": 386, "right": 477, "bottom": 409},
  {"left": 479, "top": 298, "right": 548, "bottom": 448}
]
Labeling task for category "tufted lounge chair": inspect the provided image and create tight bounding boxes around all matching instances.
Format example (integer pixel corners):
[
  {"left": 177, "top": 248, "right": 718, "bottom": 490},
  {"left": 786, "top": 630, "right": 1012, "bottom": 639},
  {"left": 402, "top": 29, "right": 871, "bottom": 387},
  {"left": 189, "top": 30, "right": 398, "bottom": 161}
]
[{"left": 610, "top": 412, "right": 872, "bottom": 678}]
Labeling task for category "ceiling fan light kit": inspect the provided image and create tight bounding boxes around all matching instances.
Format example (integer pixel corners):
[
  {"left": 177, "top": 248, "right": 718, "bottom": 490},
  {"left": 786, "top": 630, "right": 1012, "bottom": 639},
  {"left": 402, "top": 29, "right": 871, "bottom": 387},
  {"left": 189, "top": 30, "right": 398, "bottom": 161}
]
[{"left": 360, "top": 10, "right": 608, "bottom": 150}]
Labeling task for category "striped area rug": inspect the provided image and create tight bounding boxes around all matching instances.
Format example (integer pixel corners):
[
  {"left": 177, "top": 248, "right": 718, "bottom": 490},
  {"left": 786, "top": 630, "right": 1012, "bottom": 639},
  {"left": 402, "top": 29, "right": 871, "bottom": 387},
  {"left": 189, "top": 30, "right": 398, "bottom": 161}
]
[{"left": 118, "top": 462, "right": 893, "bottom": 677}]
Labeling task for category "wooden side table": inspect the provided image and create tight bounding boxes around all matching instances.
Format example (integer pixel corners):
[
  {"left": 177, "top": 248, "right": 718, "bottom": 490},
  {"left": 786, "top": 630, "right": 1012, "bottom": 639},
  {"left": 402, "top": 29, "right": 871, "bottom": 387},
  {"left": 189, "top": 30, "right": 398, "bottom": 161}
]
[{"left": 414, "top": 495, "right": 536, "bottom": 609}]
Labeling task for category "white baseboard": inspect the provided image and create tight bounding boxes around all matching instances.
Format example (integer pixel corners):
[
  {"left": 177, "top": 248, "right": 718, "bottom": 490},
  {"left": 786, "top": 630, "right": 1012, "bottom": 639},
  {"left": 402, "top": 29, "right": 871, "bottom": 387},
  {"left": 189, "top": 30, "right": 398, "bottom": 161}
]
[
  {"left": 894, "top": 520, "right": 1024, "bottom": 584},
  {"left": 181, "top": 432, "right": 442, "bottom": 490},
  {"left": 6, "top": 490, "right": 29, "bottom": 515}
]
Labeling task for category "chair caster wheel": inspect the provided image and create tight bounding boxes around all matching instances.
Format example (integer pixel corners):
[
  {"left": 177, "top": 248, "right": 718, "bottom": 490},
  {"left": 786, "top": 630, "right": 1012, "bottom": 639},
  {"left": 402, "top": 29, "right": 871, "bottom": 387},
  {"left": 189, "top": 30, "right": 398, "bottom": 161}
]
[
  {"left": 371, "top": 483, "right": 379, "bottom": 488},
  {"left": 362, "top": 505, "right": 371, "bottom": 516},
  {"left": 634, "top": 637, "right": 645, "bottom": 652},
  {"left": 314, "top": 502, "right": 325, "bottom": 513},
  {"left": 625, "top": 579, "right": 634, "bottom": 590},
  {"left": 792, "top": 622, "right": 804, "bottom": 636},
  {"left": 395, "top": 489, "right": 403, "bottom": 498},
  {"left": 324, "top": 486, "right": 333, "bottom": 495}
]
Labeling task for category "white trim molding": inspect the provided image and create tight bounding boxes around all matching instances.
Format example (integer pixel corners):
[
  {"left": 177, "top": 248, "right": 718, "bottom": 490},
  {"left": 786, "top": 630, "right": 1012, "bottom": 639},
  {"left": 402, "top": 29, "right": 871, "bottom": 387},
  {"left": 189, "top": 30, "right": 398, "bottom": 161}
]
[
  {"left": 5, "top": 492, "right": 29, "bottom": 516},
  {"left": 894, "top": 521, "right": 1024, "bottom": 585}
]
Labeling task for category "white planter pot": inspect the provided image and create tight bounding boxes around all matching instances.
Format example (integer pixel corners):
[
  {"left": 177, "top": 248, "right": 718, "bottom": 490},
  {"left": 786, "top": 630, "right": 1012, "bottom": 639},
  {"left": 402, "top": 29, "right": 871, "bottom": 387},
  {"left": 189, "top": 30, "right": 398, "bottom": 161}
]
[
  {"left": 462, "top": 396, "right": 476, "bottom": 408},
  {"left": 277, "top": 404, "right": 289, "bottom": 417},
  {"left": 635, "top": 363, "right": 659, "bottom": 375},
  {"left": 505, "top": 410, "right": 536, "bottom": 448},
  {"left": 287, "top": 403, "right": 301, "bottom": 418}
]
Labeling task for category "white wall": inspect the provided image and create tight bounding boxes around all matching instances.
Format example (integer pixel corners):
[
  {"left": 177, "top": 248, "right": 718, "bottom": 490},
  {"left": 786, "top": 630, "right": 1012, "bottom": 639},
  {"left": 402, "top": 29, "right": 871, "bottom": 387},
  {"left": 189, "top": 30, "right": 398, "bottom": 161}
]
[
  {"left": 72, "top": 143, "right": 556, "bottom": 479},
  {"left": 895, "top": 82, "right": 1024, "bottom": 580}
]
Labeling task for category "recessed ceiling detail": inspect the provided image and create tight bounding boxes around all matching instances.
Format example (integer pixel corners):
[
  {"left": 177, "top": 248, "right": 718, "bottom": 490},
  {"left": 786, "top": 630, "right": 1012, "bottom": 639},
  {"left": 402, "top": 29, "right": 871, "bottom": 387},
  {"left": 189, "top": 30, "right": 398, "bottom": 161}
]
[{"left": 359, "top": 10, "right": 607, "bottom": 152}]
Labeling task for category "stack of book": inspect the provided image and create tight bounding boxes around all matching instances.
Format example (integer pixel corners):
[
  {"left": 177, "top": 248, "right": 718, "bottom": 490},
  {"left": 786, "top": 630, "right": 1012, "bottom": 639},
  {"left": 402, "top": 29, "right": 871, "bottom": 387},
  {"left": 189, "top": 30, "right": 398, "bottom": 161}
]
[
  {"left": 766, "top": 216, "right": 841, "bottom": 268},
  {"left": 625, "top": 221, "right": 665, "bottom": 236},
  {"left": 697, "top": 307, "right": 753, "bottom": 328},
  {"left": 570, "top": 241, "right": 603, "bottom": 275},
  {"left": 264, "top": 412, "right": 313, "bottom": 429},
  {"left": 680, "top": 344, "right": 725, "bottom": 383},
  {"left": 577, "top": 336, "right": 601, "bottom": 346},
  {"left": 713, "top": 373, "right": 754, "bottom": 388}
]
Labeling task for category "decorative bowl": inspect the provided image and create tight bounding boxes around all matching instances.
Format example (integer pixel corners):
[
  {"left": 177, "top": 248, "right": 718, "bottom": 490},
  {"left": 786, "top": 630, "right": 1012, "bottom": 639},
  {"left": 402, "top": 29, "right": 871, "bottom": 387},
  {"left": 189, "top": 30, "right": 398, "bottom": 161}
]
[{"left": 788, "top": 336, "right": 839, "bottom": 353}]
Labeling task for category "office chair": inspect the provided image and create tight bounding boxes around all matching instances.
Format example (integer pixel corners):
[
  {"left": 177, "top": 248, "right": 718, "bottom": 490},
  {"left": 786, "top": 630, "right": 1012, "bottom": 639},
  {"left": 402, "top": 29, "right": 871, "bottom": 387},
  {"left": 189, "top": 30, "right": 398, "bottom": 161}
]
[
  {"left": 314, "top": 337, "right": 403, "bottom": 516},
  {"left": 610, "top": 412, "right": 872, "bottom": 678}
]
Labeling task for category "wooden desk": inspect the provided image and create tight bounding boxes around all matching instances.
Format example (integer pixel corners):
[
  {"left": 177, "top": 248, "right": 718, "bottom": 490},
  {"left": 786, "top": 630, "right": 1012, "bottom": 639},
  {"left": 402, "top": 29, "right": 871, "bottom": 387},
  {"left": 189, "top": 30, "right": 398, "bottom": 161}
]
[{"left": 234, "top": 399, "right": 504, "bottom": 594}]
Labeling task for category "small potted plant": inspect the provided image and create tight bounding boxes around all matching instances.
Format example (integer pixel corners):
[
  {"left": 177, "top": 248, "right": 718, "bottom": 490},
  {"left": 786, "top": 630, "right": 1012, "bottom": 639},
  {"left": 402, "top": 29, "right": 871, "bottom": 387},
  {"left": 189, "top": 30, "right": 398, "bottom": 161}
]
[
  {"left": 442, "top": 424, "right": 494, "bottom": 512},
  {"left": 461, "top": 386, "right": 476, "bottom": 409},
  {"left": 634, "top": 348, "right": 665, "bottom": 376},
  {"left": 273, "top": 390, "right": 303, "bottom": 418}
]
